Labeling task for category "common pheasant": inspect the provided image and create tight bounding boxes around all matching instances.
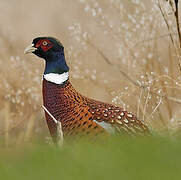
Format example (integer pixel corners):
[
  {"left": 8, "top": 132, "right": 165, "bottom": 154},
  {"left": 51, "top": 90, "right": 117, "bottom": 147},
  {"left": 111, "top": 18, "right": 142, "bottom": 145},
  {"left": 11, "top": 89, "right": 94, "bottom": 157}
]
[{"left": 24, "top": 37, "right": 150, "bottom": 143}]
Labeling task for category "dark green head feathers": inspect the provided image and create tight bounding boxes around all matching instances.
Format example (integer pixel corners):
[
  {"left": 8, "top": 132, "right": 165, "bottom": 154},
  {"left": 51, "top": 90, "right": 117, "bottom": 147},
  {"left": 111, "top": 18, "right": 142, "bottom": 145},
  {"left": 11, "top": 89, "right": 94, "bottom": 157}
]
[{"left": 25, "top": 37, "right": 69, "bottom": 74}]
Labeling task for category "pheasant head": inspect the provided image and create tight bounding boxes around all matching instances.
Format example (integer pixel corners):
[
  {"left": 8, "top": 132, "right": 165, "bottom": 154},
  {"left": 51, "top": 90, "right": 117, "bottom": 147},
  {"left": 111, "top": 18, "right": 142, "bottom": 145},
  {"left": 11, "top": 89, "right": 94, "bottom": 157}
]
[{"left": 24, "top": 37, "right": 69, "bottom": 75}]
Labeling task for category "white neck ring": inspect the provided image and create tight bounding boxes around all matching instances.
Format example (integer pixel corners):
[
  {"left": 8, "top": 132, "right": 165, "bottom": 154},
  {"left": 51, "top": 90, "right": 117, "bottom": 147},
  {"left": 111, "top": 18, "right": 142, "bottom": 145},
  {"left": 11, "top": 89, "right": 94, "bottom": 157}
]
[{"left": 43, "top": 72, "right": 69, "bottom": 84}]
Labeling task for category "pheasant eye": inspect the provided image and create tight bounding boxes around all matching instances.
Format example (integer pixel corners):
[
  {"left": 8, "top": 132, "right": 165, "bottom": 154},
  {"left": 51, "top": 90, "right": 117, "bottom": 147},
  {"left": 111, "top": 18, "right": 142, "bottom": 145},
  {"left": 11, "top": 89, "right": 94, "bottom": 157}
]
[{"left": 42, "top": 41, "right": 48, "bottom": 46}]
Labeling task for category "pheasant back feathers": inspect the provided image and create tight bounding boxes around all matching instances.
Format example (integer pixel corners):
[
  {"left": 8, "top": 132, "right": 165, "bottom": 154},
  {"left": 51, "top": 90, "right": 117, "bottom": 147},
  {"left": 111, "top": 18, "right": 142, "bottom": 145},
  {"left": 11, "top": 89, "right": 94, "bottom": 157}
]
[{"left": 43, "top": 79, "right": 149, "bottom": 142}]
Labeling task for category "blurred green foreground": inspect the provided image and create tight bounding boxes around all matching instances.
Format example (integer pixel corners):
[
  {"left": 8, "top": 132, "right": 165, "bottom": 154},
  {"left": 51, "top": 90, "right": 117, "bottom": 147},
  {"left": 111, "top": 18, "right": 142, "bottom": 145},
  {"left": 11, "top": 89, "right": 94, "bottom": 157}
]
[{"left": 0, "top": 136, "right": 180, "bottom": 180}]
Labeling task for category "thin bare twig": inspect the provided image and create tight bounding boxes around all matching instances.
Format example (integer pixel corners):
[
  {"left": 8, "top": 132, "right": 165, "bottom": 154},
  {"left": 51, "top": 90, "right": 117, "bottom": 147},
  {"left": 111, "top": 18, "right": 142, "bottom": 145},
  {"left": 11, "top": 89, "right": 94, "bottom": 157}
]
[
  {"left": 42, "top": 105, "right": 57, "bottom": 123},
  {"left": 168, "top": 0, "right": 176, "bottom": 13},
  {"left": 174, "top": 0, "right": 181, "bottom": 48},
  {"left": 137, "top": 88, "right": 143, "bottom": 117},
  {"left": 56, "top": 122, "right": 64, "bottom": 147},
  {"left": 134, "top": 32, "right": 178, "bottom": 46},
  {"left": 42, "top": 105, "right": 63, "bottom": 146},
  {"left": 157, "top": 0, "right": 175, "bottom": 45},
  {"left": 157, "top": 0, "right": 181, "bottom": 72},
  {"left": 167, "top": 96, "right": 181, "bottom": 103},
  {"left": 142, "top": 90, "right": 150, "bottom": 122},
  {"left": 149, "top": 96, "right": 163, "bottom": 118},
  {"left": 87, "top": 40, "right": 143, "bottom": 87}
]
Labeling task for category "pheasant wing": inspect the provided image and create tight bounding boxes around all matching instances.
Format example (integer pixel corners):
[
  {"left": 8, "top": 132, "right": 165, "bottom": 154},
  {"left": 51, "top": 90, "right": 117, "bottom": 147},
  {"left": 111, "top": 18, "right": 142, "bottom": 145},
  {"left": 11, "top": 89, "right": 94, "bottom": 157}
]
[{"left": 85, "top": 98, "right": 150, "bottom": 135}]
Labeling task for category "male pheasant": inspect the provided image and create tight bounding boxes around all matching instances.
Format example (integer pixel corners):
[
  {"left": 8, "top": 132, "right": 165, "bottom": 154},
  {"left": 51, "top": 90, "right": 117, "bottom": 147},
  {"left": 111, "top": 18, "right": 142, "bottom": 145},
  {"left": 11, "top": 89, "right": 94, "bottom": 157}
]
[{"left": 24, "top": 37, "right": 150, "bottom": 142}]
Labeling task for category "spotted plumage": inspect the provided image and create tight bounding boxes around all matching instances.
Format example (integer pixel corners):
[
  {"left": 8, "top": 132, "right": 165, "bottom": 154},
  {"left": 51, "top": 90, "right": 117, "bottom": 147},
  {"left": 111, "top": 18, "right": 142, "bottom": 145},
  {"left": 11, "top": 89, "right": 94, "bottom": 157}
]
[{"left": 25, "top": 37, "right": 150, "bottom": 143}]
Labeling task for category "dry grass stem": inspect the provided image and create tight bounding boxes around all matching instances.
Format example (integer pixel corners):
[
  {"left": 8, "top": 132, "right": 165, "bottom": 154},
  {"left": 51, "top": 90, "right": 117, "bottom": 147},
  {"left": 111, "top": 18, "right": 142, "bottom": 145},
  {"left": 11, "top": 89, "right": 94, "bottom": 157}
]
[{"left": 42, "top": 105, "right": 63, "bottom": 146}]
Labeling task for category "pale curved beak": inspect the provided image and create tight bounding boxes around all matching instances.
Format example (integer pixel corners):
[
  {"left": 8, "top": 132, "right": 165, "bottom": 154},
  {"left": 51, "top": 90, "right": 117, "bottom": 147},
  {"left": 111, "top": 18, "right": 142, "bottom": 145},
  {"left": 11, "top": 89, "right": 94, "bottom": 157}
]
[{"left": 24, "top": 44, "right": 37, "bottom": 54}]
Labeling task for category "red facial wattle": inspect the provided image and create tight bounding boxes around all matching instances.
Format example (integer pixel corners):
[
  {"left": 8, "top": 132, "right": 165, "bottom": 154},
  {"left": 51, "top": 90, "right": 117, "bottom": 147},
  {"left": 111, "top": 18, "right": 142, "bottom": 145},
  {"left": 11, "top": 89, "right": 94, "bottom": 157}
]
[{"left": 35, "top": 39, "right": 53, "bottom": 52}]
